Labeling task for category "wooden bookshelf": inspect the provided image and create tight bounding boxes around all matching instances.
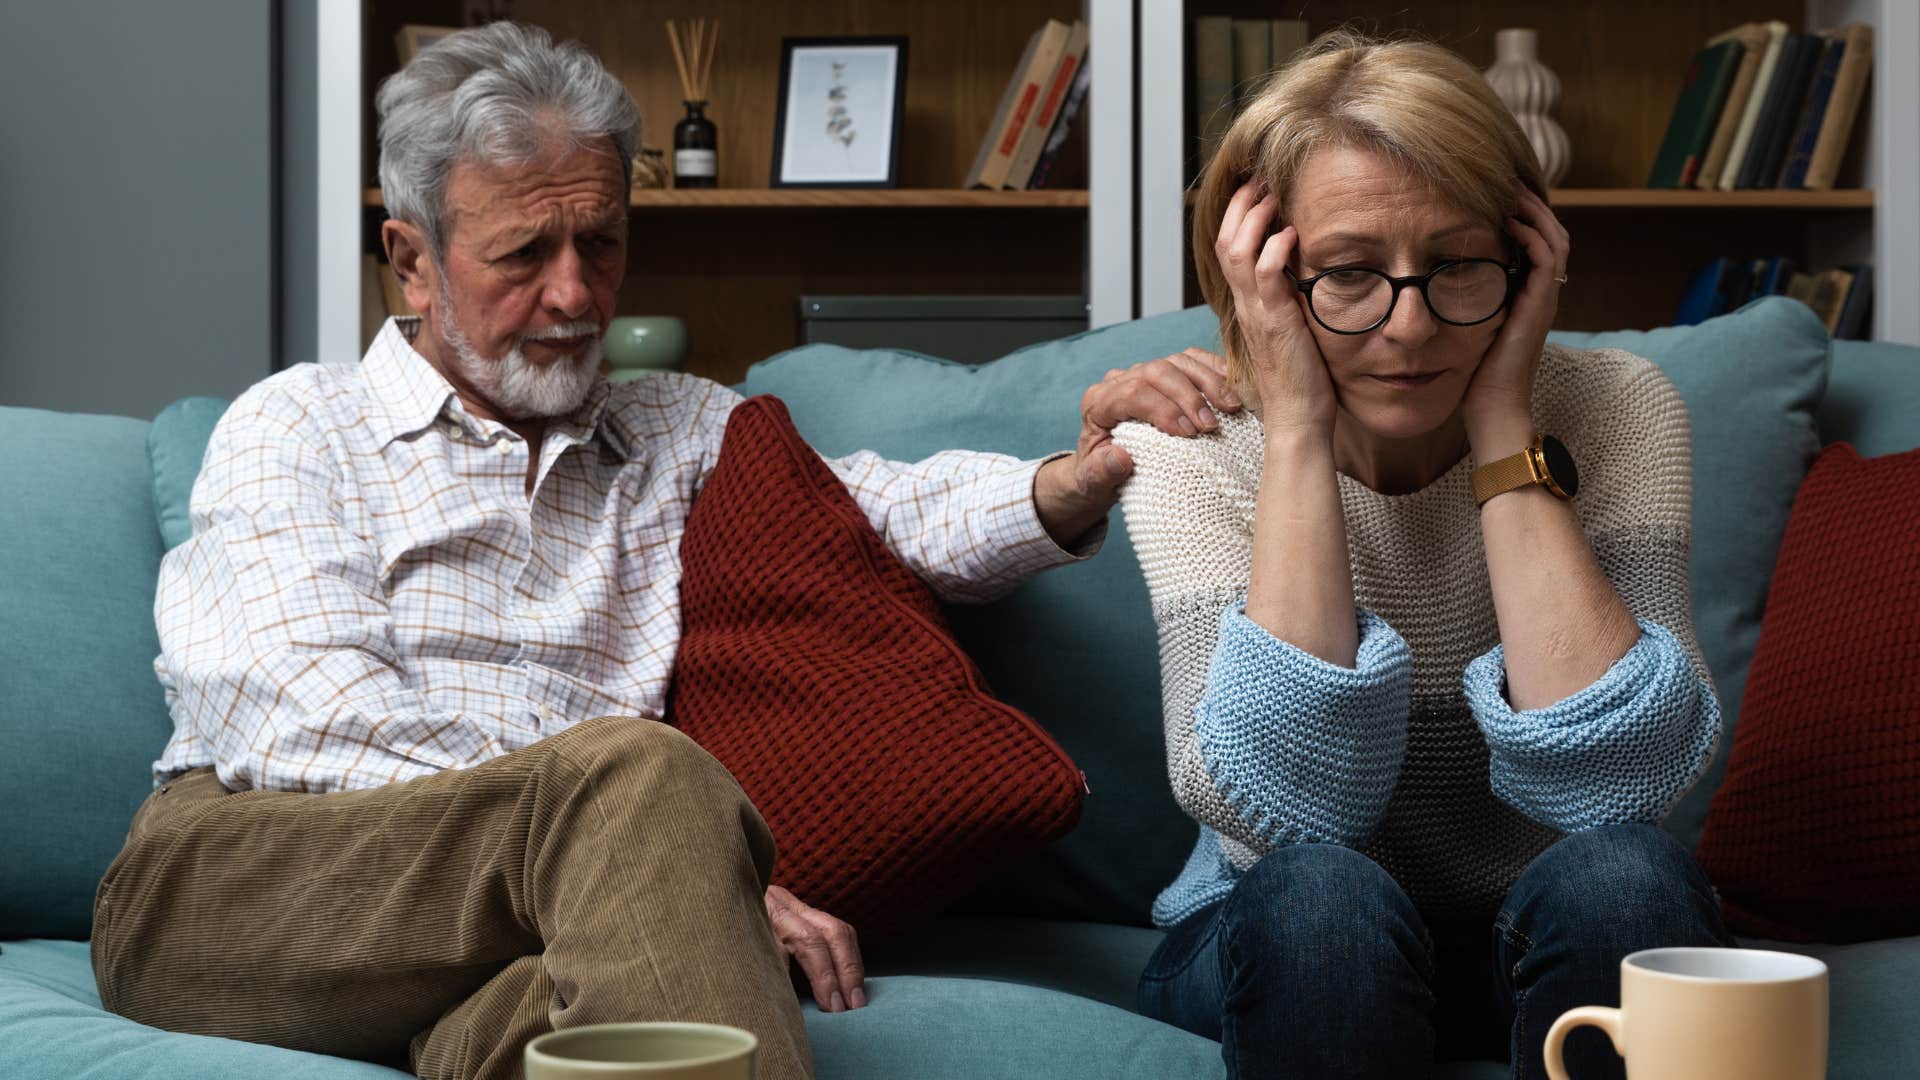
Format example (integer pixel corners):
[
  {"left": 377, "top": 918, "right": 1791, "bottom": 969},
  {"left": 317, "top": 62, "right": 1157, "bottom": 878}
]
[
  {"left": 364, "top": 188, "right": 1091, "bottom": 209},
  {"left": 1155, "top": 1, "right": 1887, "bottom": 332}
]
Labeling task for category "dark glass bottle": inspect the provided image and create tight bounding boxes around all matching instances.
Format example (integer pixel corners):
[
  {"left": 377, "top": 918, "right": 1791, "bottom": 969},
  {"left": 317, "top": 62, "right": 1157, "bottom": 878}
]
[{"left": 673, "top": 100, "right": 717, "bottom": 188}]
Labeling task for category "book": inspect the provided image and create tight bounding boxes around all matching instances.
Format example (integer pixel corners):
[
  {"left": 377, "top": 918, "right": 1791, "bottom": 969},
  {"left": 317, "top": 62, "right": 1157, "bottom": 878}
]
[
  {"left": 360, "top": 255, "right": 388, "bottom": 350},
  {"left": 1756, "top": 255, "right": 1795, "bottom": 299},
  {"left": 1647, "top": 40, "right": 1743, "bottom": 187},
  {"left": 1717, "top": 22, "right": 1789, "bottom": 190},
  {"left": 1230, "top": 19, "right": 1270, "bottom": 111},
  {"left": 1803, "top": 23, "right": 1875, "bottom": 190},
  {"left": 1269, "top": 18, "right": 1309, "bottom": 74},
  {"left": 1004, "top": 21, "right": 1088, "bottom": 190},
  {"left": 1694, "top": 23, "right": 1770, "bottom": 191},
  {"left": 1738, "top": 33, "right": 1818, "bottom": 188},
  {"left": 963, "top": 21, "right": 1070, "bottom": 190},
  {"left": 1027, "top": 42, "right": 1092, "bottom": 189},
  {"left": 1716, "top": 259, "right": 1757, "bottom": 316},
  {"left": 1787, "top": 268, "right": 1854, "bottom": 332},
  {"left": 1675, "top": 257, "right": 1732, "bottom": 325},
  {"left": 1834, "top": 264, "right": 1873, "bottom": 339},
  {"left": 1776, "top": 36, "right": 1846, "bottom": 189},
  {"left": 1193, "top": 16, "right": 1235, "bottom": 162}
]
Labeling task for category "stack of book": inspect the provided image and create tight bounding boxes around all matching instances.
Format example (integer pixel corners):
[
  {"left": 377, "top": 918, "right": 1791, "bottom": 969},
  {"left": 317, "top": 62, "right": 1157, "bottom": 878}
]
[
  {"left": 964, "top": 19, "right": 1091, "bottom": 190},
  {"left": 1676, "top": 256, "right": 1872, "bottom": 338},
  {"left": 1192, "top": 17, "right": 1310, "bottom": 168},
  {"left": 1647, "top": 21, "right": 1874, "bottom": 190}
]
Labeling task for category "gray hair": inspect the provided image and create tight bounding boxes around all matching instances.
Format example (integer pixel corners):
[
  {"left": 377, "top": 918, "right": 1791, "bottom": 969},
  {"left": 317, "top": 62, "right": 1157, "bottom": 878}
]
[{"left": 376, "top": 22, "right": 641, "bottom": 254}]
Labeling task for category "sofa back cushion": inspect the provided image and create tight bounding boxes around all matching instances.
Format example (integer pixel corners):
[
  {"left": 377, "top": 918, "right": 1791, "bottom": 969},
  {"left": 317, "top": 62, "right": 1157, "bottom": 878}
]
[
  {"left": 1549, "top": 296, "right": 1830, "bottom": 847},
  {"left": 1821, "top": 340, "right": 1920, "bottom": 457},
  {"left": 0, "top": 407, "right": 175, "bottom": 940}
]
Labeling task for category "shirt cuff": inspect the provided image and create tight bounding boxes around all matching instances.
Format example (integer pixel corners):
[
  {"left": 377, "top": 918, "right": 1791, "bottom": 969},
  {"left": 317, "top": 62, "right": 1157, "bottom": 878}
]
[{"left": 986, "top": 453, "right": 1106, "bottom": 575}]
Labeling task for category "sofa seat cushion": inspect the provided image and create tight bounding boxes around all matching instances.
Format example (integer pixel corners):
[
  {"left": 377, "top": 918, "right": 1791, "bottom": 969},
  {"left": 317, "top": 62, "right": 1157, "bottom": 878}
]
[
  {"left": 0, "top": 940, "right": 407, "bottom": 1079},
  {"left": 0, "top": 940, "right": 1229, "bottom": 1080}
]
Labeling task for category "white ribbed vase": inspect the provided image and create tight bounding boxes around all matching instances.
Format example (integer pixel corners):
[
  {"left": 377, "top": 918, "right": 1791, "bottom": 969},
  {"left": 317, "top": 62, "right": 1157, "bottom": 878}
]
[{"left": 1483, "top": 28, "right": 1571, "bottom": 187}]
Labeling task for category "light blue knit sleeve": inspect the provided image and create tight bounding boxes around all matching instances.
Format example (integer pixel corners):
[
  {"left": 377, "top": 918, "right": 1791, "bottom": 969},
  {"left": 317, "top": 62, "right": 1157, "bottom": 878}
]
[
  {"left": 1464, "top": 618, "right": 1719, "bottom": 832},
  {"left": 1193, "top": 603, "right": 1413, "bottom": 847}
]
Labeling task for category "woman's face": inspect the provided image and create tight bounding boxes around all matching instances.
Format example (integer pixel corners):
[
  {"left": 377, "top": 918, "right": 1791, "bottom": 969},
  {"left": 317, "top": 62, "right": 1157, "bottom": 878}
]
[{"left": 1285, "top": 145, "right": 1509, "bottom": 440}]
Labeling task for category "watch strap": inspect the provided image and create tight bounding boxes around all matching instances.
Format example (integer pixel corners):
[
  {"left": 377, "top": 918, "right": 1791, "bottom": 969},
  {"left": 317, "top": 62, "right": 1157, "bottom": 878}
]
[{"left": 1472, "top": 442, "right": 1542, "bottom": 505}]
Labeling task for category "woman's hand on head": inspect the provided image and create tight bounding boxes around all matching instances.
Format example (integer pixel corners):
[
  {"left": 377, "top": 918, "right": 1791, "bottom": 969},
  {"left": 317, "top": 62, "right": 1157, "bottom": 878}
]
[
  {"left": 1463, "top": 188, "right": 1568, "bottom": 435},
  {"left": 1215, "top": 182, "right": 1338, "bottom": 441}
]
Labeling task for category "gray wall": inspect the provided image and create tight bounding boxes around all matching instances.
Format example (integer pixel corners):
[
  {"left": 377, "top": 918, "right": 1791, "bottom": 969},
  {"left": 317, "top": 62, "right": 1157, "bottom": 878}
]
[{"left": 0, "top": 1, "right": 275, "bottom": 418}]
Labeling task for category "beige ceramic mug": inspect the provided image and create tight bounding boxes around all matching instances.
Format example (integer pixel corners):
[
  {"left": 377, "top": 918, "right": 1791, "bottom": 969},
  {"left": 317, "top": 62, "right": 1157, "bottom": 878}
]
[
  {"left": 524, "top": 1022, "right": 757, "bottom": 1079},
  {"left": 1544, "top": 947, "right": 1828, "bottom": 1080}
]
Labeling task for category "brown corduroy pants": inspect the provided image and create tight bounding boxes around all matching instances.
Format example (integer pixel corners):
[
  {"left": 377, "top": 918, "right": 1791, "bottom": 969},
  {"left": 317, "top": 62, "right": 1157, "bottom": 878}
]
[{"left": 90, "top": 716, "right": 813, "bottom": 1080}]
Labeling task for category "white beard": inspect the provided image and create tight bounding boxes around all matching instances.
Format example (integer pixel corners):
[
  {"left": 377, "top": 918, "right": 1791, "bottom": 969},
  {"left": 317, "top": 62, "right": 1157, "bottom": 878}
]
[{"left": 437, "top": 285, "right": 603, "bottom": 420}]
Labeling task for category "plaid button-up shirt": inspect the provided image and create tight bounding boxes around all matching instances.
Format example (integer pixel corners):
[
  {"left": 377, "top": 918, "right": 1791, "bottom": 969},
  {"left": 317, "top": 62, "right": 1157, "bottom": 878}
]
[{"left": 153, "top": 318, "right": 1094, "bottom": 793}]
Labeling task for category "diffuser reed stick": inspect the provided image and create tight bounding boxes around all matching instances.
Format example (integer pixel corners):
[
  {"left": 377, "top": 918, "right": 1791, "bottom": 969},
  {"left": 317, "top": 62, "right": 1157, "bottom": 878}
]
[{"left": 665, "top": 18, "right": 720, "bottom": 101}]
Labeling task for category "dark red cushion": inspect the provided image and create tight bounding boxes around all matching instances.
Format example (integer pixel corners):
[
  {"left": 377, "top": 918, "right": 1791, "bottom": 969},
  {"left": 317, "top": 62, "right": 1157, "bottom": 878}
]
[
  {"left": 1694, "top": 442, "right": 1920, "bottom": 942},
  {"left": 666, "top": 395, "right": 1084, "bottom": 938}
]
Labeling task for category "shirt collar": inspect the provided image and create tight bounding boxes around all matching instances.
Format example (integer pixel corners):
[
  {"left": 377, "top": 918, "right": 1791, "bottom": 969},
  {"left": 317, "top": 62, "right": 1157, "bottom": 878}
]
[{"left": 359, "top": 316, "right": 624, "bottom": 455}]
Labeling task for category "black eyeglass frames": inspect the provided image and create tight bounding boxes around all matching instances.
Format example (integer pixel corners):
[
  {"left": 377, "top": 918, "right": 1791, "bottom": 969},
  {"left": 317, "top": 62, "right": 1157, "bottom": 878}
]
[{"left": 1283, "top": 259, "right": 1523, "bottom": 335}]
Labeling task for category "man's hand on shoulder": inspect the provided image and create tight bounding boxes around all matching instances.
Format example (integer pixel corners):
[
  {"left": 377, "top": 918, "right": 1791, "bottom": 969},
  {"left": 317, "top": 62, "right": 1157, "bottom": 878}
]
[
  {"left": 764, "top": 884, "right": 866, "bottom": 1013},
  {"left": 1035, "top": 348, "right": 1244, "bottom": 547}
]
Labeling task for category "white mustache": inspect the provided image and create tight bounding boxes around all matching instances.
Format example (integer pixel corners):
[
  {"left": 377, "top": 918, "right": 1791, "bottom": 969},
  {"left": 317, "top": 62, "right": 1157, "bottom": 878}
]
[{"left": 524, "top": 322, "right": 600, "bottom": 342}]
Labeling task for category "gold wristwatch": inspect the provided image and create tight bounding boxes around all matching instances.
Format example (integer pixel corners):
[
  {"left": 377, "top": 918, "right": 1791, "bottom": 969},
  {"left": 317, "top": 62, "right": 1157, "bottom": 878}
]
[{"left": 1472, "top": 433, "right": 1580, "bottom": 506}]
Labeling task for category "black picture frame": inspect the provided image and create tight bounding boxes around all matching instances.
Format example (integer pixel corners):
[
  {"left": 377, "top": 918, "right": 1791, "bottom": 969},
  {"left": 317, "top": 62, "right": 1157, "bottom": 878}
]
[{"left": 770, "top": 36, "right": 909, "bottom": 188}]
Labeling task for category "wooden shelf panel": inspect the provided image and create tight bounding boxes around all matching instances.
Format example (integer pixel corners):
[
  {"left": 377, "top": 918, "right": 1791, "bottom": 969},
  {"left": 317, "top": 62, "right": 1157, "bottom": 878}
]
[
  {"left": 363, "top": 188, "right": 1089, "bottom": 209},
  {"left": 1548, "top": 189, "right": 1874, "bottom": 209},
  {"left": 1176, "top": 189, "right": 1874, "bottom": 210}
]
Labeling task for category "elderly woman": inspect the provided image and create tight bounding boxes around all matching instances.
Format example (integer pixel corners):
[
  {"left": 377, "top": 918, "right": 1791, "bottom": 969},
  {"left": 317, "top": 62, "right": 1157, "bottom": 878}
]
[{"left": 1111, "top": 31, "right": 1731, "bottom": 1080}]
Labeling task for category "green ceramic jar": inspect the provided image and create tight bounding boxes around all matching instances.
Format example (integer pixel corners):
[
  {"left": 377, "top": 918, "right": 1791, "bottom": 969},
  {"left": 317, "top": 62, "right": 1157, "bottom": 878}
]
[{"left": 604, "top": 316, "right": 689, "bottom": 380}]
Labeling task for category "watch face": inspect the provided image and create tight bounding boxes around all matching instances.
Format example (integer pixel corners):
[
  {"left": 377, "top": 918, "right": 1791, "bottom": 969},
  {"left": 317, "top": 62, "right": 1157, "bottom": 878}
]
[{"left": 1540, "top": 435, "right": 1579, "bottom": 498}]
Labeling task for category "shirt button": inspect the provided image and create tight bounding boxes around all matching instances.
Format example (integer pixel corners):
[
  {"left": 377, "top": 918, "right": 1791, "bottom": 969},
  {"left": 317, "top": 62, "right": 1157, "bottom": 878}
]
[
  {"left": 495, "top": 440, "right": 514, "bottom": 456},
  {"left": 537, "top": 705, "right": 555, "bottom": 721}
]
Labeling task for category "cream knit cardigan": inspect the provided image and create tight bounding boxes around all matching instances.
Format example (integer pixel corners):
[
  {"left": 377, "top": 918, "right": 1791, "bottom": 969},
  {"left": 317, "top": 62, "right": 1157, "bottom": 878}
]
[{"left": 1114, "top": 344, "right": 1721, "bottom": 925}]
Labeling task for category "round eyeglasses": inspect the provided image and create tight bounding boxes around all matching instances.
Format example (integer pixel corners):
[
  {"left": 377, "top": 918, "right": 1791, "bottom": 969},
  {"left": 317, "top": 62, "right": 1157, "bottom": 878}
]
[{"left": 1284, "top": 259, "right": 1522, "bottom": 335}]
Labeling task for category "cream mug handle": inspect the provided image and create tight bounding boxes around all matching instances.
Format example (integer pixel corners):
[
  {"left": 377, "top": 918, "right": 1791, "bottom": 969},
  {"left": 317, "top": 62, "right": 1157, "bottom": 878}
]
[{"left": 1543, "top": 1006, "right": 1625, "bottom": 1080}]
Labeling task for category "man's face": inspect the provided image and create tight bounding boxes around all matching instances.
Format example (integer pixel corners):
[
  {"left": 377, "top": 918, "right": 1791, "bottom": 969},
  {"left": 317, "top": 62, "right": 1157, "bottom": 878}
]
[{"left": 423, "top": 138, "right": 628, "bottom": 420}]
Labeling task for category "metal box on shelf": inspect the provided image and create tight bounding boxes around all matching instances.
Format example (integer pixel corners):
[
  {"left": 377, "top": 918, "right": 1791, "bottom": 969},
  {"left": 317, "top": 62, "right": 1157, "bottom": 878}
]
[{"left": 797, "top": 295, "right": 1089, "bottom": 364}]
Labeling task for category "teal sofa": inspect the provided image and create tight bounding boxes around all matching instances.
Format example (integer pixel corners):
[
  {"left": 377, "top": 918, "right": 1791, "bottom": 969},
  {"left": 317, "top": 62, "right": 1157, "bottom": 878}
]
[{"left": 4, "top": 297, "right": 1917, "bottom": 1078}]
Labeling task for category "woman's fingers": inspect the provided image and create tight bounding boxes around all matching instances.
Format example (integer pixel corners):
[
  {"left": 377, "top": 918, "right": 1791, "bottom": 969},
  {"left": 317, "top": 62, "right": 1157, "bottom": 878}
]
[
  {"left": 1216, "top": 181, "right": 1264, "bottom": 257},
  {"left": 1253, "top": 224, "right": 1296, "bottom": 312},
  {"left": 1219, "top": 191, "right": 1279, "bottom": 306}
]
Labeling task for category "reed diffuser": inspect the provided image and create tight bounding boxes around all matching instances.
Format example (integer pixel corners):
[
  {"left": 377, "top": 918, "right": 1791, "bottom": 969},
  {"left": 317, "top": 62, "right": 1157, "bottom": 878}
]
[{"left": 666, "top": 18, "right": 720, "bottom": 188}]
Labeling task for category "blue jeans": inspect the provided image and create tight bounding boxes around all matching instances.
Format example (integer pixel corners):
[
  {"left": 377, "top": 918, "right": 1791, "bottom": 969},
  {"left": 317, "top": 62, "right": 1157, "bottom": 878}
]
[{"left": 1137, "top": 824, "right": 1731, "bottom": 1080}]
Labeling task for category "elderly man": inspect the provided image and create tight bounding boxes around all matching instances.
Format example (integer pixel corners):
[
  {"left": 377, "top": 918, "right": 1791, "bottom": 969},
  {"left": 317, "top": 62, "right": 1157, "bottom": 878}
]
[{"left": 89, "top": 20, "right": 1235, "bottom": 1080}]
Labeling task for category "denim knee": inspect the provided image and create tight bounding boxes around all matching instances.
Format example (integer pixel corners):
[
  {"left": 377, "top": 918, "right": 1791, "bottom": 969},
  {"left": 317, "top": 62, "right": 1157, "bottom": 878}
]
[
  {"left": 1503, "top": 823, "right": 1726, "bottom": 949},
  {"left": 1222, "top": 844, "right": 1428, "bottom": 973}
]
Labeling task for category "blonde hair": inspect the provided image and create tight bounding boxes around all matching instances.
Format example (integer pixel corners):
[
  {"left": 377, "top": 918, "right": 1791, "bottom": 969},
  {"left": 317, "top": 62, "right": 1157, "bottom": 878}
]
[{"left": 1193, "top": 29, "right": 1546, "bottom": 384}]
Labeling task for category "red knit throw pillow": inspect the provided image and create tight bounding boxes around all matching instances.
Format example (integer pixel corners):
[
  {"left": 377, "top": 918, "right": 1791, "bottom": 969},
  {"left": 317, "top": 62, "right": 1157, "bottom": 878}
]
[
  {"left": 1694, "top": 443, "right": 1920, "bottom": 942},
  {"left": 666, "top": 395, "right": 1084, "bottom": 938}
]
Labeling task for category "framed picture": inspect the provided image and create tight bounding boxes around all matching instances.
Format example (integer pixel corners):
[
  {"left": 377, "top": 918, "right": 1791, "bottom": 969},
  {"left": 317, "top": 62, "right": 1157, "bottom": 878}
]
[{"left": 771, "top": 36, "right": 909, "bottom": 188}]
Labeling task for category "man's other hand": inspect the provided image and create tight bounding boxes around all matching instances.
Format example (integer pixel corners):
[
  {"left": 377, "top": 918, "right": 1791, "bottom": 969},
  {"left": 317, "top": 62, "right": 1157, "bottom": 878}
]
[
  {"left": 765, "top": 884, "right": 866, "bottom": 1013},
  {"left": 1035, "top": 348, "right": 1244, "bottom": 546}
]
